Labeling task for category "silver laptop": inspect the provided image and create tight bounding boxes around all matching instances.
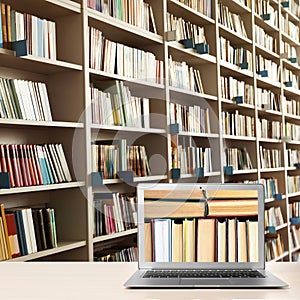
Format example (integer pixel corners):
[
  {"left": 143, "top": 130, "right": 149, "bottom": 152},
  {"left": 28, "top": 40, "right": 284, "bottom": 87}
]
[{"left": 124, "top": 183, "right": 288, "bottom": 288}]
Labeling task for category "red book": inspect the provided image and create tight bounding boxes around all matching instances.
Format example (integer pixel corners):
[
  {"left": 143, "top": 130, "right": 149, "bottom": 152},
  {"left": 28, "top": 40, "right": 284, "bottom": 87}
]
[
  {"left": 25, "top": 145, "right": 37, "bottom": 185},
  {"left": 18, "top": 145, "right": 29, "bottom": 187},
  {"left": 0, "top": 144, "right": 8, "bottom": 173},
  {"left": 5, "top": 213, "right": 21, "bottom": 258},
  {"left": 22, "top": 145, "right": 33, "bottom": 186},
  {"left": 11, "top": 145, "right": 23, "bottom": 187}
]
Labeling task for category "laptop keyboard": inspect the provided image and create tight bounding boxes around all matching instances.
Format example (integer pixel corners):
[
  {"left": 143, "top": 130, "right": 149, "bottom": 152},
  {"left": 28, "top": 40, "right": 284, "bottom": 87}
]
[{"left": 143, "top": 270, "right": 265, "bottom": 278}]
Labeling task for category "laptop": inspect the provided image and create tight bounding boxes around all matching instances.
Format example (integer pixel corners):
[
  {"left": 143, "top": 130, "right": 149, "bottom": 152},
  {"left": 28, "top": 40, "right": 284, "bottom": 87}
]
[{"left": 124, "top": 183, "right": 288, "bottom": 288}]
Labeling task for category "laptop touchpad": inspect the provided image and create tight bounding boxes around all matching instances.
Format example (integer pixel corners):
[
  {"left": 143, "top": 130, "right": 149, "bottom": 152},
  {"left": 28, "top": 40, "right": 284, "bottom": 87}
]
[{"left": 180, "top": 279, "right": 230, "bottom": 286}]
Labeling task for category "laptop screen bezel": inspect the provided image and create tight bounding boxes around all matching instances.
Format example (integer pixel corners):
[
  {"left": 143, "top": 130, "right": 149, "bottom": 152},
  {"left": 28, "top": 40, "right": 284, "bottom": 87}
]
[{"left": 137, "top": 183, "right": 265, "bottom": 270}]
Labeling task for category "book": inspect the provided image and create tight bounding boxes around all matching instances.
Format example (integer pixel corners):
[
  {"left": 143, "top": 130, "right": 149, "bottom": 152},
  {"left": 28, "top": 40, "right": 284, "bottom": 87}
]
[
  {"left": 217, "top": 219, "right": 227, "bottom": 262},
  {"left": 237, "top": 220, "right": 247, "bottom": 262},
  {"left": 0, "top": 204, "right": 12, "bottom": 259},
  {"left": 5, "top": 213, "right": 20, "bottom": 258},
  {"left": 153, "top": 219, "right": 171, "bottom": 262},
  {"left": 183, "top": 218, "right": 195, "bottom": 262},
  {"left": 197, "top": 218, "right": 215, "bottom": 262},
  {"left": 144, "top": 222, "right": 152, "bottom": 262},
  {"left": 171, "top": 220, "right": 183, "bottom": 262}
]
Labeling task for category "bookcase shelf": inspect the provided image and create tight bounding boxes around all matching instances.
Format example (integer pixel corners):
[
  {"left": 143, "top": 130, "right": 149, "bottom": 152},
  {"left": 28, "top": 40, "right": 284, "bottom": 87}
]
[
  {"left": 9, "top": 240, "right": 87, "bottom": 262},
  {"left": 1, "top": 0, "right": 300, "bottom": 262}
]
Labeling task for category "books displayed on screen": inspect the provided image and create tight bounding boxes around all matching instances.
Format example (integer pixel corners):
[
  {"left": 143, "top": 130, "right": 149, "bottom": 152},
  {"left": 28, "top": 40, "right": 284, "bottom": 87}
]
[
  {"left": 283, "top": 68, "right": 299, "bottom": 89},
  {"left": 255, "top": 0, "right": 278, "bottom": 27},
  {"left": 287, "top": 175, "right": 300, "bottom": 194},
  {"left": 94, "top": 246, "right": 138, "bottom": 262},
  {"left": 220, "top": 76, "right": 254, "bottom": 105},
  {"left": 286, "top": 98, "right": 300, "bottom": 116},
  {"left": 221, "top": 110, "right": 254, "bottom": 137},
  {"left": 166, "top": 12, "right": 207, "bottom": 44},
  {"left": 89, "top": 27, "right": 163, "bottom": 84},
  {"left": 255, "top": 25, "right": 277, "bottom": 53},
  {"left": 219, "top": 36, "right": 253, "bottom": 71},
  {"left": 168, "top": 56, "right": 204, "bottom": 93},
  {"left": 0, "top": 143, "right": 71, "bottom": 188},
  {"left": 144, "top": 217, "right": 258, "bottom": 263},
  {"left": 285, "top": 122, "right": 300, "bottom": 141},
  {"left": 0, "top": 204, "right": 57, "bottom": 260},
  {"left": 218, "top": 2, "right": 248, "bottom": 38},
  {"left": 265, "top": 206, "right": 284, "bottom": 228},
  {"left": 174, "top": 0, "right": 212, "bottom": 18},
  {"left": 265, "top": 233, "right": 284, "bottom": 261},
  {"left": 171, "top": 146, "right": 212, "bottom": 174},
  {"left": 259, "top": 146, "right": 282, "bottom": 169},
  {"left": 87, "top": 0, "right": 157, "bottom": 34},
  {"left": 92, "top": 139, "right": 151, "bottom": 179},
  {"left": 289, "top": 201, "right": 300, "bottom": 218},
  {"left": 169, "top": 102, "right": 210, "bottom": 133},
  {"left": 0, "top": 77, "right": 52, "bottom": 121},
  {"left": 260, "top": 177, "right": 279, "bottom": 199},
  {"left": 224, "top": 147, "right": 253, "bottom": 171},
  {"left": 90, "top": 80, "right": 149, "bottom": 128},
  {"left": 256, "top": 87, "right": 280, "bottom": 111},
  {"left": 93, "top": 193, "right": 137, "bottom": 237},
  {"left": 256, "top": 55, "right": 279, "bottom": 82},
  {"left": 281, "top": 13, "right": 299, "bottom": 42},
  {"left": 0, "top": 2, "right": 56, "bottom": 59},
  {"left": 257, "top": 118, "right": 282, "bottom": 140}
]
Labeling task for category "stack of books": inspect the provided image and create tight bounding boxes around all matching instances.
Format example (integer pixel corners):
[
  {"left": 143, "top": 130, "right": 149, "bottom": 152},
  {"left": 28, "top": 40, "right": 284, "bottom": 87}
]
[
  {"left": 281, "top": 41, "right": 297, "bottom": 61},
  {"left": 256, "top": 55, "right": 279, "bottom": 82},
  {"left": 289, "top": 201, "right": 300, "bottom": 218},
  {"left": 286, "top": 148, "right": 300, "bottom": 167},
  {"left": 0, "top": 77, "right": 52, "bottom": 121},
  {"left": 0, "top": 204, "right": 57, "bottom": 261},
  {"left": 89, "top": 27, "right": 163, "bottom": 84},
  {"left": 257, "top": 118, "right": 282, "bottom": 140},
  {"left": 0, "top": 2, "right": 56, "bottom": 59},
  {"left": 259, "top": 146, "right": 282, "bottom": 169},
  {"left": 265, "top": 234, "right": 284, "bottom": 261},
  {"left": 169, "top": 102, "right": 210, "bottom": 133},
  {"left": 256, "top": 87, "right": 281, "bottom": 111},
  {"left": 285, "top": 122, "right": 300, "bottom": 141},
  {"left": 255, "top": 25, "right": 277, "bottom": 53},
  {"left": 174, "top": 0, "right": 212, "bottom": 17},
  {"left": 281, "top": 13, "right": 299, "bottom": 42},
  {"left": 285, "top": 98, "right": 300, "bottom": 116},
  {"left": 265, "top": 206, "right": 285, "bottom": 228},
  {"left": 91, "top": 80, "right": 149, "bottom": 128},
  {"left": 223, "top": 147, "right": 253, "bottom": 171},
  {"left": 287, "top": 175, "right": 300, "bottom": 194},
  {"left": 0, "top": 143, "right": 72, "bottom": 188},
  {"left": 255, "top": 0, "right": 278, "bottom": 27},
  {"left": 93, "top": 193, "right": 137, "bottom": 237},
  {"left": 260, "top": 177, "right": 279, "bottom": 199},
  {"left": 87, "top": 0, "right": 157, "bottom": 33},
  {"left": 283, "top": 68, "right": 299, "bottom": 89},
  {"left": 94, "top": 246, "right": 138, "bottom": 262}
]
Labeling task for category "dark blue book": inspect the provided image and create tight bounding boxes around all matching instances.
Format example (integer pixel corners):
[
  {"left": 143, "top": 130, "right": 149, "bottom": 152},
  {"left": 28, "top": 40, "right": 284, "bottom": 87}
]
[{"left": 13, "top": 210, "right": 28, "bottom": 256}]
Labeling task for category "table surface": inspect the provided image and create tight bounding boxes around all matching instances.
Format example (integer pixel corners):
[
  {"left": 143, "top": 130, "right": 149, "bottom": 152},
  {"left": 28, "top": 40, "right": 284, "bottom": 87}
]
[{"left": 0, "top": 262, "right": 299, "bottom": 300}]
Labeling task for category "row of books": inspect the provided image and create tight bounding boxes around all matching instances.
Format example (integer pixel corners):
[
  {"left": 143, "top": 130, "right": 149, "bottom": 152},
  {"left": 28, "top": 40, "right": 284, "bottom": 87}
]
[
  {"left": 256, "top": 55, "right": 279, "bottom": 82},
  {"left": 283, "top": 68, "right": 298, "bottom": 90},
  {"left": 169, "top": 102, "right": 210, "bottom": 133},
  {"left": 265, "top": 234, "right": 284, "bottom": 261},
  {"left": 0, "top": 204, "right": 57, "bottom": 260},
  {"left": 220, "top": 36, "right": 253, "bottom": 71},
  {"left": 220, "top": 76, "right": 254, "bottom": 105},
  {"left": 166, "top": 12, "right": 207, "bottom": 45},
  {"left": 93, "top": 193, "right": 137, "bottom": 237},
  {"left": 280, "top": 41, "right": 297, "bottom": 61},
  {"left": 286, "top": 98, "right": 300, "bottom": 116},
  {"left": 255, "top": 0, "right": 278, "bottom": 27},
  {"left": 90, "top": 80, "right": 149, "bottom": 128},
  {"left": 287, "top": 175, "right": 300, "bottom": 194},
  {"left": 0, "top": 3, "right": 56, "bottom": 59},
  {"left": 171, "top": 146, "right": 212, "bottom": 174},
  {"left": 260, "top": 177, "right": 279, "bottom": 199},
  {"left": 287, "top": 0, "right": 300, "bottom": 17},
  {"left": 218, "top": 2, "right": 248, "bottom": 38},
  {"left": 255, "top": 25, "right": 277, "bottom": 53},
  {"left": 175, "top": 0, "right": 212, "bottom": 18},
  {"left": 265, "top": 206, "right": 285, "bottom": 228},
  {"left": 287, "top": 148, "right": 300, "bottom": 167},
  {"left": 259, "top": 146, "right": 282, "bottom": 169},
  {"left": 223, "top": 147, "right": 253, "bottom": 171},
  {"left": 92, "top": 140, "right": 151, "bottom": 179},
  {"left": 281, "top": 13, "right": 299, "bottom": 42},
  {"left": 87, "top": 0, "right": 157, "bottom": 34},
  {"left": 145, "top": 217, "right": 258, "bottom": 263},
  {"left": 256, "top": 88, "right": 280, "bottom": 111},
  {"left": 289, "top": 201, "right": 300, "bottom": 218},
  {"left": 291, "top": 225, "right": 300, "bottom": 250},
  {"left": 285, "top": 122, "right": 300, "bottom": 141},
  {"left": 257, "top": 118, "right": 282, "bottom": 140},
  {"left": 221, "top": 110, "right": 254, "bottom": 137},
  {"left": 89, "top": 27, "right": 163, "bottom": 84},
  {"left": 0, "top": 143, "right": 71, "bottom": 188},
  {"left": 0, "top": 77, "right": 52, "bottom": 121},
  {"left": 94, "top": 246, "right": 138, "bottom": 262},
  {"left": 168, "top": 56, "right": 204, "bottom": 93}
]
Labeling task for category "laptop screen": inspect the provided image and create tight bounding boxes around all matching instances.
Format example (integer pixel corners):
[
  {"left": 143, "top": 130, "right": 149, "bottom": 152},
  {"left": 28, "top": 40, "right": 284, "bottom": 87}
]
[{"left": 138, "top": 183, "right": 264, "bottom": 269}]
